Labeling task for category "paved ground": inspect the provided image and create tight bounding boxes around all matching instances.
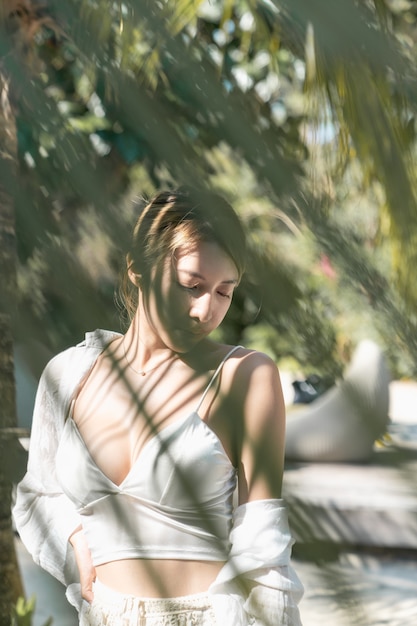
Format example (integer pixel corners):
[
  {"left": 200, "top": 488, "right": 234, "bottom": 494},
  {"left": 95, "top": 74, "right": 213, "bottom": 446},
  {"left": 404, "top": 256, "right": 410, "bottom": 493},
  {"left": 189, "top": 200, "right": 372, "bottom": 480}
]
[
  {"left": 14, "top": 379, "right": 417, "bottom": 625},
  {"left": 296, "top": 550, "right": 417, "bottom": 626}
]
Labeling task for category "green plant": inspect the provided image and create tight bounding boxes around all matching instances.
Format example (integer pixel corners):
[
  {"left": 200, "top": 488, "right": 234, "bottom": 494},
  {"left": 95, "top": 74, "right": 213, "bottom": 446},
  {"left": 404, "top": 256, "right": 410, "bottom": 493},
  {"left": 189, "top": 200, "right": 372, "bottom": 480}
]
[{"left": 11, "top": 596, "right": 53, "bottom": 626}]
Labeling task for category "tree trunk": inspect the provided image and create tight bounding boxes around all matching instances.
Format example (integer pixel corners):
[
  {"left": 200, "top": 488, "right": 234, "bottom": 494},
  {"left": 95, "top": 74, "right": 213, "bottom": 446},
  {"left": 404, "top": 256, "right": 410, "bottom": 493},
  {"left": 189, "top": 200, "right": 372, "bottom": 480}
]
[{"left": 0, "top": 4, "right": 25, "bottom": 622}]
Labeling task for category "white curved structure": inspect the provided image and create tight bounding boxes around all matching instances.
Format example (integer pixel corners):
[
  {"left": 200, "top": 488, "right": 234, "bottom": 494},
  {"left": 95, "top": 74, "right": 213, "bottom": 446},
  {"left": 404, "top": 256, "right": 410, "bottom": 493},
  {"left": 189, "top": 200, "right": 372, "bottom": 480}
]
[{"left": 285, "top": 340, "right": 391, "bottom": 462}]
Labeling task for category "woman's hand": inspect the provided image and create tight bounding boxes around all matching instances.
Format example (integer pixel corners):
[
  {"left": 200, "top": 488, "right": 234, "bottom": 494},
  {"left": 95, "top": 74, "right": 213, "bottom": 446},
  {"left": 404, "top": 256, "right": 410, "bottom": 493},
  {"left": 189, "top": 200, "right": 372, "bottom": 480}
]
[{"left": 69, "top": 528, "right": 96, "bottom": 603}]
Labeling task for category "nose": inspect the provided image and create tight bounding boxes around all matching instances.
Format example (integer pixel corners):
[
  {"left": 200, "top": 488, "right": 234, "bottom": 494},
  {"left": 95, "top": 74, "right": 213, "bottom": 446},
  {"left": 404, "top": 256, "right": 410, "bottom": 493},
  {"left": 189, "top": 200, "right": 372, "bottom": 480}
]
[{"left": 189, "top": 293, "right": 213, "bottom": 324}]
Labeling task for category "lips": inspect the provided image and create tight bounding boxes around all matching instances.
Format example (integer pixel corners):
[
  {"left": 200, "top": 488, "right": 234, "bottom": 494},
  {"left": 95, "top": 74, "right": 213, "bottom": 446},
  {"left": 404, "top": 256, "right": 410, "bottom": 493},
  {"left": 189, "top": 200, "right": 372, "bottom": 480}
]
[
  {"left": 179, "top": 327, "right": 206, "bottom": 340},
  {"left": 184, "top": 329, "right": 204, "bottom": 337},
  {"left": 169, "top": 322, "right": 208, "bottom": 344}
]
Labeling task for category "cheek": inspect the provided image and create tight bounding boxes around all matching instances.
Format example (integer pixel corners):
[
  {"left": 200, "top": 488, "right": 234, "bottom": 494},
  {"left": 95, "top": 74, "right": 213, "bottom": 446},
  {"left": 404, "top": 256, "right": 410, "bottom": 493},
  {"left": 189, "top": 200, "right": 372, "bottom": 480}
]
[
  {"left": 153, "top": 273, "right": 184, "bottom": 316},
  {"left": 216, "top": 298, "right": 232, "bottom": 322},
  {"left": 163, "top": 290, "right": 190, "bottom": 323}
]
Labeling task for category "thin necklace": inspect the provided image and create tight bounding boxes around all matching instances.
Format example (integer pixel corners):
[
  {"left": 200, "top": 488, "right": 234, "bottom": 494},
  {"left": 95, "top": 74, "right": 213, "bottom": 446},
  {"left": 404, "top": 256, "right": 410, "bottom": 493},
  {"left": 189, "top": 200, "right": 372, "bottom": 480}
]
[{"left": 122, "top": 337, "right": 175, "bottom": 376}]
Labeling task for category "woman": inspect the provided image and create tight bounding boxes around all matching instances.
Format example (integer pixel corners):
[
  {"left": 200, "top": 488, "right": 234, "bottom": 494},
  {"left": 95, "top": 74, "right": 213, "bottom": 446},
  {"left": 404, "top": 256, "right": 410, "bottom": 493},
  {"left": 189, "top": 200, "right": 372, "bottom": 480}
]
[{"left": 13, "top": 188, "right": 303, "bottom": 625}]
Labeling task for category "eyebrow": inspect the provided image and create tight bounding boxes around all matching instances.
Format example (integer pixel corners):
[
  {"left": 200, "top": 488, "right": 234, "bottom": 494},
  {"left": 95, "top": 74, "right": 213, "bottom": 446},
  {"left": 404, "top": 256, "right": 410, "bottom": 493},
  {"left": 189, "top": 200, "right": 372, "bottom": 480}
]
[{"left": 179, "top": 270, "right": 238, "bottom": 285}]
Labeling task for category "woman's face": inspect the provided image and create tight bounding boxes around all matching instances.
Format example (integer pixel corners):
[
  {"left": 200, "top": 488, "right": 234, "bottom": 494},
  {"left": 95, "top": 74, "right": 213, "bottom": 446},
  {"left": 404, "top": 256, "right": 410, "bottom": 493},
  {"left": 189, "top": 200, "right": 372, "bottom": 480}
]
[{"left": 142, "top": 241, "right": 239, "bottom": 352}]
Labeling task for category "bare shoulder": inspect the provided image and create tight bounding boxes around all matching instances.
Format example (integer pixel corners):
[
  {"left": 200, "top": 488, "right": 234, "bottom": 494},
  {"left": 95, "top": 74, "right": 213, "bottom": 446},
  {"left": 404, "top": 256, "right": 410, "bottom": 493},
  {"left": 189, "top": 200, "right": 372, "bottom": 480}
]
[
  {"left": 227, "top": 346, "right": 280, "bottom": 380},
  {"left": 193, "top": 340, "right": 282, "bottom": 398},
  {"left": 219, "top": 345, "right": 283, "bottom": 404}
]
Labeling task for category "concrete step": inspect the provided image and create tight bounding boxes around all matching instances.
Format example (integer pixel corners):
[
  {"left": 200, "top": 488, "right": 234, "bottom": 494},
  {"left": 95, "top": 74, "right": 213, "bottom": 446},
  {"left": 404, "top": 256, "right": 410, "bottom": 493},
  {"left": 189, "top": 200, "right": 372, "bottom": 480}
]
[{"left": 283, "top": 447, "right": 417, "bottom": 549}]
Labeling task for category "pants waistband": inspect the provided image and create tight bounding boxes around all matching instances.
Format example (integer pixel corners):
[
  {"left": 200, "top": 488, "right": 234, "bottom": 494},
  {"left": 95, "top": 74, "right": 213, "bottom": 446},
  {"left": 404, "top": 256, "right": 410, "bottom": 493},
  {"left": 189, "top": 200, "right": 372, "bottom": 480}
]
[{"left": 93, "top": 579, "right": 212, "bottom": 613}]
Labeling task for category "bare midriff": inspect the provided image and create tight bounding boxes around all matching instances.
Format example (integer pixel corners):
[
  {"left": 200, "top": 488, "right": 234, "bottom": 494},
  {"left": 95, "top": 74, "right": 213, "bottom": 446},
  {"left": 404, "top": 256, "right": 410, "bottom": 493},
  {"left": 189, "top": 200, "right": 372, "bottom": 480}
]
[{"left": 96, "top": 558, "right": 225, "bottom": 597}]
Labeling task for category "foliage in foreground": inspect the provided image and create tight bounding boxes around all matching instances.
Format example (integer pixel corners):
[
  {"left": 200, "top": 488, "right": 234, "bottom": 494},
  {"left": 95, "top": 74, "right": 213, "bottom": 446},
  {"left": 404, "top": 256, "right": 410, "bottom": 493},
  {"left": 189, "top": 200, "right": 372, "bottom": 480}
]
[{"left": 3, "top": 3, "right": 417, "bottom": 376}]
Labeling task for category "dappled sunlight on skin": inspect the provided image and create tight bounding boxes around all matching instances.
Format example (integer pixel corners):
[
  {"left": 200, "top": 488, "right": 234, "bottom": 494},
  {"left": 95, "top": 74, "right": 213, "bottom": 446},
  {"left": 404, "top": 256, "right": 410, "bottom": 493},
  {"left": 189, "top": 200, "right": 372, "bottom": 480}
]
[
  {"left": 72, "top": 346, "right": 229, "bottom": 485},
  {"left": 68, "top": 338, "right": 242, "bottom": 597},
  {"left": 136, "top": 243, "right": 239, "bottom": 357},
  {"left": 67, "top": 331, "right": 288, "bottom": 599}
]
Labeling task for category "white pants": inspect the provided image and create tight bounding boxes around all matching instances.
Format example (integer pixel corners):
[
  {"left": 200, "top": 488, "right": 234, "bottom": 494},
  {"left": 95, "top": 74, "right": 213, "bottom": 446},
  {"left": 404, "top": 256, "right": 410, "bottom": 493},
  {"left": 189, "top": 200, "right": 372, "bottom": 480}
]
[{"left": 79, "top": 579, "right": 218, "bottom": 626}]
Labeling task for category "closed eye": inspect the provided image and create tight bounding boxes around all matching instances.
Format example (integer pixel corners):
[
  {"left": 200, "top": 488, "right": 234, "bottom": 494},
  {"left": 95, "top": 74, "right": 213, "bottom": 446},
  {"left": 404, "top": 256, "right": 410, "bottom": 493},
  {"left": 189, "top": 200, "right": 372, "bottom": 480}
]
[
  {"left": 178, "top": 282, "right": 199, "bottom": 293},
  {"left": 177, "top": 282, "right": 233, "bottom": 299}
]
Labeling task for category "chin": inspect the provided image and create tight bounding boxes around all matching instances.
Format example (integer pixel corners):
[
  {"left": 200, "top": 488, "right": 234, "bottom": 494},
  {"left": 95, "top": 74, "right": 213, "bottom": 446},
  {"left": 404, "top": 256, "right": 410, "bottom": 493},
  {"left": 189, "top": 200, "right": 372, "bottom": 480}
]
[{"left": 168, "top": 332, "right": 206, "bottom": 354}]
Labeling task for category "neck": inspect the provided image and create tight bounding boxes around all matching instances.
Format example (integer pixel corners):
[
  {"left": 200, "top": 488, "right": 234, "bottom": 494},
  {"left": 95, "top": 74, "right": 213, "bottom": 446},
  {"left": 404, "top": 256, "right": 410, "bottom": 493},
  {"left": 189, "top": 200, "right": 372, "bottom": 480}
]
[{"left": 122, "top": 317, "right": 174, "bottom": 374}]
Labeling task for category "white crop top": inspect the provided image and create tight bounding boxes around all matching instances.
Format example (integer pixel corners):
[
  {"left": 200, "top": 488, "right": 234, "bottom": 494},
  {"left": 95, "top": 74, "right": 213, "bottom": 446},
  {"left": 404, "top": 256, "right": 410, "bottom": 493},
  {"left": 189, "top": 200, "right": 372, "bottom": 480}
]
[{"left": 55, "top": 346, "right": 241, "bottom": 566}]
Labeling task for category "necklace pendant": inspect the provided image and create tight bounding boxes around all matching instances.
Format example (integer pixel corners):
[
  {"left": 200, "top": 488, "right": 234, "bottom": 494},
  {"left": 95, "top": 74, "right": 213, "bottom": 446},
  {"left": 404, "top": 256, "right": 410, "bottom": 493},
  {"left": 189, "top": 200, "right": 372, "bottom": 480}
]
[{"left": 122, "top": 336, "right": 176, "bottom": 377}]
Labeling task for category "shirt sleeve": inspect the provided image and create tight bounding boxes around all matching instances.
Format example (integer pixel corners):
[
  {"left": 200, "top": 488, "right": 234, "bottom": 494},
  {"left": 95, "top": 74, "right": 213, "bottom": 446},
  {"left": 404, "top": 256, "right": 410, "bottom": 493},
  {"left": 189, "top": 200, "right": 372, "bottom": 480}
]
[
  {"left": 13, "top": 356, "right": 82, "bottom": 587},
  {"left": 208, "top": 499, "right": 304, "bottom": 626}
]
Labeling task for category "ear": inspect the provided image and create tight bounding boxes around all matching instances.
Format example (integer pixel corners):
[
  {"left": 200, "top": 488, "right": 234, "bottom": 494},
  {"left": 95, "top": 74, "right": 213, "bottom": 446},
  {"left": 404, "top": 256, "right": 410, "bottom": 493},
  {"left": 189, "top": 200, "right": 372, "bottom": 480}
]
[{"left": 127, "top": 254, "right": 142, "bottom": 288}]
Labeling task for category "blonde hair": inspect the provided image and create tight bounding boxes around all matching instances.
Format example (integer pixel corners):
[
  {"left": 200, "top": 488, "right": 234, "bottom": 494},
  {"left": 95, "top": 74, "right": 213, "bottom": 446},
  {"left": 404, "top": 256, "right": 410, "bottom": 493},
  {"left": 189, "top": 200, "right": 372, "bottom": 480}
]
[{"left": 119, "top": 187, "right": 247, "bottom": 322}]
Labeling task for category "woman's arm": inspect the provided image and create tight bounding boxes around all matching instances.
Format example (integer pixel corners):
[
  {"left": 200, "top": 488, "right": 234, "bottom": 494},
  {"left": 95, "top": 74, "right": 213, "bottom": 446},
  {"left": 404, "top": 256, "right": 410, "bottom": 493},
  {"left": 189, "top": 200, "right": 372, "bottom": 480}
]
[
  {"left": 209, "top": 350, "right": 303, "bottom": 626},
  {"left": 236, "top": 351, "right": 286, "bottom": 504}
]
